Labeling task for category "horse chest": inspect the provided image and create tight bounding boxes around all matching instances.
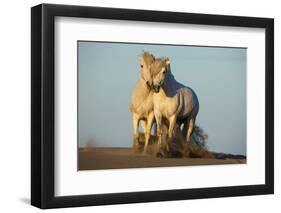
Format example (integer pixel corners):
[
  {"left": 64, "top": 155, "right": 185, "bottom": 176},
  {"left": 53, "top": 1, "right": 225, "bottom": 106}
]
[
  {"left": 135, "top": 96, "right": 153, "bottom": 117},
  {"left": 153, "top": 93, "right": 179, "bottom": 118}
]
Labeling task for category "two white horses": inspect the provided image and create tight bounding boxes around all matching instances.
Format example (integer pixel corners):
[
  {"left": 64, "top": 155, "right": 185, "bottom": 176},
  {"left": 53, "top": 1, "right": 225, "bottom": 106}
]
[{"left": 130, "top": 52, "right": 199, "bottom": 156}]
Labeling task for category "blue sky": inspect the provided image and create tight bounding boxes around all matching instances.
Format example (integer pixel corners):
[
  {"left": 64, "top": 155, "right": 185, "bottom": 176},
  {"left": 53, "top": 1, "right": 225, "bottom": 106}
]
[{"left": 78, "top": 41, "right": 246, "bottom": 155}]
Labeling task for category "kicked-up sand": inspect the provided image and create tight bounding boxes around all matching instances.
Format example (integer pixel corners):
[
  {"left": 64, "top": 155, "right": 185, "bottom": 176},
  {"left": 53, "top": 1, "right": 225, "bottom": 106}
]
[{"left": 78, "top": 147, "right": 246, "bottom": 170}]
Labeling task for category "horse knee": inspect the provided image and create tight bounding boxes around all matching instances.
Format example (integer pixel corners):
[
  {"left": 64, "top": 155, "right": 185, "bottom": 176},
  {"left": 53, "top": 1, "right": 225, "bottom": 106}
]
[
  {"left": 144, "top": 132, "right": 150, "bottom": 146},
  {"left": 156, "top": 129, "right": 163, "bottom": 145},
  {"left": 157, "top": 128, "right": 162, "bottom": 137}
]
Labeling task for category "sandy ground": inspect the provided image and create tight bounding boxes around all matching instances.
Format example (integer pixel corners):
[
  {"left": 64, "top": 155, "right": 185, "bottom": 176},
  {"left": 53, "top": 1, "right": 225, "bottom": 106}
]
[{"left": 78, "top": 147, "right": 246, "bottom": 170}]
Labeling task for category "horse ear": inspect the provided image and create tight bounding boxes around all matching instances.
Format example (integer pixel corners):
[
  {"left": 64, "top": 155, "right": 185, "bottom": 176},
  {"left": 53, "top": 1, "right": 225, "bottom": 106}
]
[
  {"left": 165, "top": 58, "right": 171, "bottom": 65},
  {"left": 138, "top": 55, "right": 143, "bottom": 63},
  {"left": 150, "top": 53, "right": 156, "bottom": 60}
]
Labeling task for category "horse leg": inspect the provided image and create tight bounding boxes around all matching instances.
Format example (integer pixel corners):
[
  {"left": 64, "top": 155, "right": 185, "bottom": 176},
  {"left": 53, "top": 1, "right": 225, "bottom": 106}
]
[
  {"left": 167, "top": 115, "right": 177, "bottom": 152},
  {"left": 143, "top": 112, "right": 154, "bottom": 154},
  {"left": 132, "top": 113, "right": 140, "bottom": 152},
  {"left": 140, "top": 120, "right": 147, "bottom": 144},
  {"left": 186, "top": 118, "right": 194, "bottom": 144},
  {"left": 154, "top": 111, "right": 163, "bottom": 156}
]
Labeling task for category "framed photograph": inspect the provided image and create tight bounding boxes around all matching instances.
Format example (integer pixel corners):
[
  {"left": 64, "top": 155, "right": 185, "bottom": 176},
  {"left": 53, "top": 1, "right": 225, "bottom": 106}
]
[{"left": 31, "top": 3, "right": 274, "bottom": 209}]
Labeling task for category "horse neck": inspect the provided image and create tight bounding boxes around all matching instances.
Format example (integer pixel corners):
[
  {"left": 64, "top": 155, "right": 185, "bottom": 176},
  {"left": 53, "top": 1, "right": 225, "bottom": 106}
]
[
  {"left": 162, "top": 73, "right": 175, "bottom": 93},
  {"left": 137, "top": 78, "right": 151, "bottom": 96}
]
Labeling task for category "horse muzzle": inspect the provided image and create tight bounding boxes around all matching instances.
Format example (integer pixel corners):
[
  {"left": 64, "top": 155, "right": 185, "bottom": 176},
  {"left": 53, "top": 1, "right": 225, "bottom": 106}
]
[
  {"left": 146, "top": 81, "right": 152, "bottom": 89},
  {"left": 153, "top": 85, "right": 160, "bottom": 93}
]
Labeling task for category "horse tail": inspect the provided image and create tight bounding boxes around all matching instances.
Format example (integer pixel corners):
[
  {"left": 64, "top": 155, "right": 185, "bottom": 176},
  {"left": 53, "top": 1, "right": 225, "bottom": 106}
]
[
  {"left": 211, "top": 152, "right": 246, "bottom": 160},
  {"left": 189, "top": 126, "right": 246, "bottom": 160},
  {"left": 181, "top": 125, "right": 213, "bottom": 158},
  {"left": 190, "top": 125, "right": 207, "bottom": 148}
]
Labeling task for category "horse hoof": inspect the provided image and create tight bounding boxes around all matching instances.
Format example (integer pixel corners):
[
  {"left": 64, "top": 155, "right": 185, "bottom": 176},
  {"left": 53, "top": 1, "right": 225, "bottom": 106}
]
[
  {"left": 166, "top": 146, "right": 170, "bottom": 153},
  {"left": 141, "top": 150, "right": 149, "bottom": 156},
  {"left": 156, "top": 152, "right": 164, "bottom": 158},
  {"left": 132, "top": 144, "right": 142, "bottom": 154},
  {"left": 156, "top": 147, "right": 169, "bottom": 158}
]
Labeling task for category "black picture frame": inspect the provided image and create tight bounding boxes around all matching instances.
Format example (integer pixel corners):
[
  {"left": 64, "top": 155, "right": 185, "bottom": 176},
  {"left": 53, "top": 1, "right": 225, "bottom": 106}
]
[{"left": 31, "top": 3, "right": 274, "bottom": 209}]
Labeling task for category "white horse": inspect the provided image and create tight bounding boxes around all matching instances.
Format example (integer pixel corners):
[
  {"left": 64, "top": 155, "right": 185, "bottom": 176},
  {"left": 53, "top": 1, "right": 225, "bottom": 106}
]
[
  {"left": 129, "top": 52, "right": 155, "bottom": 153},
  {"left": 150, "top": 58, "right": 199, "bottom": 155}
]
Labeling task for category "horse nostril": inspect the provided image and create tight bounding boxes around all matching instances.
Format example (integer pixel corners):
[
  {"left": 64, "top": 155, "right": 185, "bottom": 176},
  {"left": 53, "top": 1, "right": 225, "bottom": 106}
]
[
  {"left": 153, "top": 85, "right": 160, "bottom": 93},
  {"left": 146, "top": 81, "right": 151, "bottom": 88}
]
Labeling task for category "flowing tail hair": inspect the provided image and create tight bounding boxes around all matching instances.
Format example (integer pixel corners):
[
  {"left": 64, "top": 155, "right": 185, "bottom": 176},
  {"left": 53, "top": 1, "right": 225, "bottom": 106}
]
[
  {"left": 190, "top": 125, "right": 208, "bottom": 148},
  {"left": 182, "top": 125, "right": 213, "bottom": 158},
  {"left": 188, "top": 126, "right": 246, "bottom": 160}
]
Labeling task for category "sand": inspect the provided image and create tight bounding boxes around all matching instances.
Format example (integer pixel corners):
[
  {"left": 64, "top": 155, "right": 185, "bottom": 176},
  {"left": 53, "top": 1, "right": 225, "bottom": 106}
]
[{"left": 78, "top": 147, "right": 246, "bottom": 170}]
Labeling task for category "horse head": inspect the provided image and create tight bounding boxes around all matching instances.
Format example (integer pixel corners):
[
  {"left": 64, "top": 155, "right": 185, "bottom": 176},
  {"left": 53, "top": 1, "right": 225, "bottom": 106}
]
[
  {"left": 139, "top": 52, "right": 155, "bottom": 89},
  {"left": 150, "top": 57, "right": 171, "bottom": 93}
]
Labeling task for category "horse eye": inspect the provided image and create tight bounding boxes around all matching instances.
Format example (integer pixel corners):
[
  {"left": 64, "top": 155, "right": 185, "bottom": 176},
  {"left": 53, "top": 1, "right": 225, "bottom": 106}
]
[
  {"left": 140, "top": 65, "right": 143, "bottom": 68},
  {"left": 163, "top": 70, "right": 166, "bottom": 74}
]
